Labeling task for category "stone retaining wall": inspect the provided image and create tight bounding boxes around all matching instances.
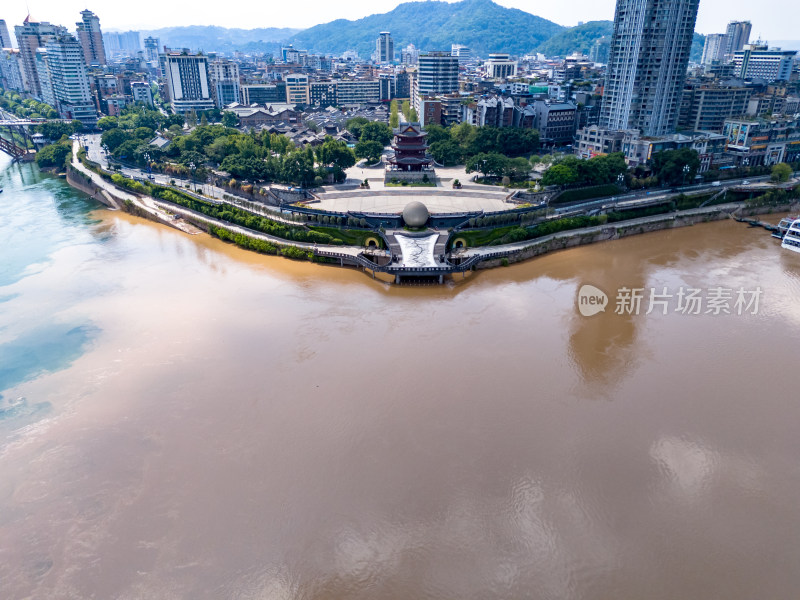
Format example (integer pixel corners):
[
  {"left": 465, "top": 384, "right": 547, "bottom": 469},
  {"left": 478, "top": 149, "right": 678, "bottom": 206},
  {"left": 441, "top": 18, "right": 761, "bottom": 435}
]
[{"left": 478, "top": 210, "right": 732, "bottom": 269}]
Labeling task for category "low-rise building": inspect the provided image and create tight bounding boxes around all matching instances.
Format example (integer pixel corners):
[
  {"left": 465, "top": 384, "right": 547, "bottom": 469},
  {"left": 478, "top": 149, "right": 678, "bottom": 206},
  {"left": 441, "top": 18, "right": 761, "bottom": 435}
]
[
  {"left": 622, "top": 131, "right": 728, "bottom": 171},
  {"left": 575, "top": 126, "right": 630, "bottom": 158},
  {"left": 131, "top": 81, "right": 153, "bottom": 106},
  {"left": 532, "top": 100, "right": 578, "bottom": 146},
  {"left": 225, "top": 102, "right": 301, "bottom": 128},
  {"left": 723, "top": 115, "right": 800, "bottom": 166},
  {"left": 733, "top": 44, "right": 797, "bottom": 82},
  {"left": 240, "top": 82, "right": 286, "bottom": 105}
]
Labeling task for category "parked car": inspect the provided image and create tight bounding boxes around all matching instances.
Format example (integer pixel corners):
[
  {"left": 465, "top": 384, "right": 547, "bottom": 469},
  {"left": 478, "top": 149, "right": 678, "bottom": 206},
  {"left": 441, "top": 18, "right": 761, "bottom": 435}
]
[{"left": 711, "top": 181, "right": 721, "bottom": 187}]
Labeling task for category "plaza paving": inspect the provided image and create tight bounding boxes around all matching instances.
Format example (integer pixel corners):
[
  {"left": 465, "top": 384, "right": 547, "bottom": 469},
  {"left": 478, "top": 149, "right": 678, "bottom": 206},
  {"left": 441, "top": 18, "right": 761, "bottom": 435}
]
[{"left": 312, "top": 190, "right": 515, "bottom": 213}]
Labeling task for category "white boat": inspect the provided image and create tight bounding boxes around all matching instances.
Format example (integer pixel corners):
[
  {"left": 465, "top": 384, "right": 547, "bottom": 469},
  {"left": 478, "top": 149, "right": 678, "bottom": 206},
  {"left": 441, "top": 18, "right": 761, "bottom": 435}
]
[
  {"left": 781, "top": 217, "right": 800, "bottom": 253},
  {"left": 774, "top": 216, "right": 798, "bottom": 239}
]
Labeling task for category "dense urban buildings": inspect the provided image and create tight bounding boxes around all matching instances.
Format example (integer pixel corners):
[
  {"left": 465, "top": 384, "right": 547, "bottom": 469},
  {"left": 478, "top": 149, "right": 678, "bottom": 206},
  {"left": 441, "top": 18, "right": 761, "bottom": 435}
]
[
  {"left": 0, "top": 4, "right": 794, "bottom": 181},
  {"left": 600, "top": 0, "right": 701, "bottom": 136}
]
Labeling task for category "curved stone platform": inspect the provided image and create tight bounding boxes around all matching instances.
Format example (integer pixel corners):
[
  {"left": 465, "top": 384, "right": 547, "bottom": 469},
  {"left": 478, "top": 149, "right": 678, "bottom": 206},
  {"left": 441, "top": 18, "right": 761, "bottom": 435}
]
[{"left": 312, "top": 188, "right": 514, "bottom": 214}]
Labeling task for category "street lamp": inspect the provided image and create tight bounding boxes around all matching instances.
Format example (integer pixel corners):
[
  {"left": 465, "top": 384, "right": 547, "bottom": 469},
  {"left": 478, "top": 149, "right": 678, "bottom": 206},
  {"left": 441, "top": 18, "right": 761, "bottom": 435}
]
[
  {"left": 682, "top": 164, "right": 690, "bottom": 187},
  {"left": 617, "top": 172, "right": 625, "bottom": 189},
  {"left": 189, "top": 162, "right": 196, "bottom": 192},
  {"left": 143, "top": 152, "right": 151, "bottom": 178}
]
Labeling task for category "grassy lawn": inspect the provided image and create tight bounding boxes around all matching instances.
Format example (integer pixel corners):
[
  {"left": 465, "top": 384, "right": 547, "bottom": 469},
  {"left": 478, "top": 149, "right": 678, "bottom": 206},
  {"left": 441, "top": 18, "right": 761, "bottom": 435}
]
[
  {"left": 385, "top": 181, "right": 437, "bottom": 187},
  {"left": 308, "top": 226, "right": 379, "bottom": 247},
  {"left": 455, "top": 226, "right": 519, "bottom": 247},
  {"left": 551, "top": 184, "right": 623, "bottom": 205}
]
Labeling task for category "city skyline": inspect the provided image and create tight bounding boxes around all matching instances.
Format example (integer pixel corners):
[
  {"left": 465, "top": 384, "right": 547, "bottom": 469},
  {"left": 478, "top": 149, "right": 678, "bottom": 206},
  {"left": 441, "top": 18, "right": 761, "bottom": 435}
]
[{"left": 1, "top": 0, "right": 796, "bottom": 43}]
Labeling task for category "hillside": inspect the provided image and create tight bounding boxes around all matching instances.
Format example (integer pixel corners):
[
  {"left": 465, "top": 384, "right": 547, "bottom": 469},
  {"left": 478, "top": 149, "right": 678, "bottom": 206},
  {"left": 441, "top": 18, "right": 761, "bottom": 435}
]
[
  {"left": 288, "top": 0, "right": 565, "bottom": 57},
  {"left": 535, "top": 21, "right": 614, "bottom": 56},
  {"left": 537, "top": 22, "right": 705, "bottom": 61},
  {"left": 143, "top": 25, "right": 300, "bottom": 54}
]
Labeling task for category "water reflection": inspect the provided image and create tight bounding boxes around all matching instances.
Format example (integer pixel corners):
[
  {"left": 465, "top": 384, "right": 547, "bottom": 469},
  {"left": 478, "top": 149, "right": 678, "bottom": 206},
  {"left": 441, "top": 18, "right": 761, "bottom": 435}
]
[{"left": 3, "top": 151, "right": 800, "bottom": 599}]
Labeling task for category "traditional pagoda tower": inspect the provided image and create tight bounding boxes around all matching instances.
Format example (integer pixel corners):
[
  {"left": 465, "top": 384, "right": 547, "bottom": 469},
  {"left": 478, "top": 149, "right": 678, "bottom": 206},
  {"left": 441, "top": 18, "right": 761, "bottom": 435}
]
[{"left": 386, "top": 123, "right": 434, "bottom": 181}]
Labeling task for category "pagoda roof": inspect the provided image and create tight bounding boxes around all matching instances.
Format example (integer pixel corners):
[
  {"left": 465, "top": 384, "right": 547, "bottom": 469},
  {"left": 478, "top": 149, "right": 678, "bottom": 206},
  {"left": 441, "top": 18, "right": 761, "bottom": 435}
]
[
  {"left": 393, "top": 123, "right": 427, "bottom": 138},
  {"left": 392, "top": 142, "right": 429, "bottom": 151}
]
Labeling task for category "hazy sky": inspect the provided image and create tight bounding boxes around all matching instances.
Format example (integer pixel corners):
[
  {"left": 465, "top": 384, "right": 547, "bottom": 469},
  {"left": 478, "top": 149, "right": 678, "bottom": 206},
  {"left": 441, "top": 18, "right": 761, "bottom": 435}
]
[{"left": 2, "top": 0, "right": 796, "bottom": 40}]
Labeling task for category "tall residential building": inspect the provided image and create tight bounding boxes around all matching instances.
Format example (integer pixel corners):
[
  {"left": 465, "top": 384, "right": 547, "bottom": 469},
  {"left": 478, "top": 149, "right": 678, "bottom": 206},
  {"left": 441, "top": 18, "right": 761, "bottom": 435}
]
[
  {"left": 376, "top": 31, "right": 394, "bottom": 63},
  {"left": 46, "top": 34, "right": 97, "bottom": 125},
  {"left": 164, "top": 52, "right": 215, "bottom": 113},
  {"left": 600, "top": 0, "right": 700, "bottom": 136},
  {"left": 733, "top": 44, "right": 797, "bottom": 82},
  {"left": 723, "top": 21, "right": 751, "bottom": 61},
  {"left": 417, "top": 51, "right": 459, "bottom": 96},
  {"left": 0, "top": 19, "right": 13, "bottom": 48},
  {"left": 451, "top": 44, "right": 472, "bottom": 65},
  {"left": 701, "top": 33, "right": 726, "bottom": 66},
  {"left": 34, "top": 49, "right": 56, "bottom": 107},
  {"left": 15, "top": 17, "right": 68, "bottom": 98},
  {"left": 76, "top": 9, "right": 106, "bottom": 66},
  {"left": 144, "top": 36, "right": 160, "bottom": 63},
  {"left": 208, "top": 58, "right": 240, "bottom": 108},
  {"left": 0, "top": 49, "right": 24, "bottom": 91},
  {"left": 589, "top": 37, "right": 610, "bottom": 64}
]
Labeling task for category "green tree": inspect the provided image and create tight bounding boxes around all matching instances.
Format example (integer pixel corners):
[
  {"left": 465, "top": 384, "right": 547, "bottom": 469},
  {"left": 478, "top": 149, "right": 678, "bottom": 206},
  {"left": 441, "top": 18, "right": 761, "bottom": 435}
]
[
  {"left": 496, "top": 128, "right": 539, "bottom": 156},
  {"left": 541, "top": 163, "right": 579, "bottom": 186},
  {"left": 409, "top": 108, "right": 418, "bottom": 122},
  {"left": 35, "top": 141, "right": 72, "bottom": 168},
  {"left": 354, "top": 140, "right": 384, "bottom": 164},
  {"left": 401, "top": 99, "right": 411, "bottom": 120},
  {"left": 317, "top": 137, "right": 356, "bottom": 170},
  {"left": 451, "top": 122, "right": 475, "bottom": 146},
  {"left": 359, "top": 121, "right": 393, "bottom": 145},
  {"left": 505, "top": 156, "right": 532, "bottom": 180},
  {"left": 429, "top": 139, "right": 463, "bottom": 166},
  {"left": 422, "top": 123, "right": 450, "bottom": 145},
  {"left": 346, "top": 117, "right": 370, "bottom": 139},
  {"left": 96, "top": 116, "right": 119, "bottom": 131},
  {"left": 101, "top": 127, "right": 130, "bottom": 152},
  {"left": 280, "top": 152, "right": 315, "bottom": 186},
  {"left": 771, "top": 162, "right": 793, "bottom": 182},
  {"left": 390, "top": 99, "right": 399, "bottom": 128},
  {"left": 221, "top": 111, "right": 238, "bottom": 128},
  {"left": 651, "top": 148, "right": 700, "bottom": 185},
  {"left": 37, "top": 121, "right": 78, "bottom": 141},
  {"left": 465, "top": 152, "right": 508, "bottom": 178}
]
